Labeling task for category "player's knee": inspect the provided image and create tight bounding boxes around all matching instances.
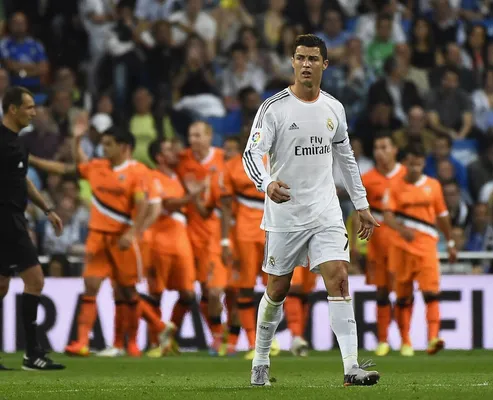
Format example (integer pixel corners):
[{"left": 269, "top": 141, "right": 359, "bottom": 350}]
[
  {"left": 121, "top": 286, "right": 137, "bottom": 302},
  {"left": 0, "top": 278, "right": 9, "bottom": 299},
  {"left": 24, "top": 272, "right": 44, "bottom": 295},
  {"left": 396, "top": 296, "right": 414, "bottom": 307},
  {"left": 238, "top": 288, "right": 254, "bottom": 299},
  {"left": 266, "top": 277, "right": 290, "bottom": 303},
  {"left": 376, "top": 288, "right": 390, "bottom": 305},
  {"left": 288, "top": 284, "right": 303, "bottom": 295},
  {"left": 84, "top": 277, "right": 102, "bottom": 297},
  {"left": 208, "top": 287, "right": 222, "bottom": 302},
  {"left": 178, "top": 291, "right": 195, "bottom": 305},
  {"left": 423, "top": 292, "right": 440, "bottom": 303}
]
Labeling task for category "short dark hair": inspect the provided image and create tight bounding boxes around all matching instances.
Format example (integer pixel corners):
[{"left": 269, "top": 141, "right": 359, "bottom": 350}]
[
  {"left": 230, "top": 42, "right": 248, "bottom": 56},
  {"left": 238, "top": 86, "right": 258, "bottom": 103},
  {"left": 2, "top": 86, "right": 33, "bottom": 115},
  {"left": 405, "top": 143, "right": 426, "bottom": 158},
  {"left": 377, "top": 12, "right": 393, "bottom": 26},
  {"left": 148, "top": 139, "right": 166, "bottom": 164},
  {"left": 224, "top": 135, "right": 241, "bottom": 145},
  {"left": 443, "top": 65, "right": 460, "bottom": 78},
  {"left": 373, "top": 131, "right": 396, "bottom": 145},
  {"left": 293, "top": 34, "right": 328, "bottom": 61},
  {"left": 435, "top": 133, "right": 453, "bottom": 148},
  {"left": 102, "top": 128, "right": 135, "bottom": 147},
  {"left": 442, "top": 179, "right": 460, "bottom": 190}
]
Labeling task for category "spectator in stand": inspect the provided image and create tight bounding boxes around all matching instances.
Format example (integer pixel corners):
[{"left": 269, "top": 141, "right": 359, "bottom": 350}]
[
  {"left": 223, "top": 135, "right": 240, "bottom": 161},
  {"left": 80, "top": 113, "right": 113, "bottom": 160},
  {"left": 429, "top": 43, "right": 476, "bottom": 93},
  {"left": 443, "top": 180, "right": 471, "bottom": 228},
  {"left": 464, "top": 203, "right": 493, "bottom": 273},
  {"left": 255, "top": 0, "right": 286, "bottom": 50},
  {"left": 353, "top": 101, "right": 402, "bottom": 157},
  {"left": 409, "top": 17, "right": 437, "bottom": 72},
  {"left": 79, "top": 0, "right": 116, "bottom": 92},
  {"left": 95, "top": 93, "right": 122, "bottom": 126},
  {"left": 426, "top": 66, "right": 473, "bottom": 139},
  {"left": 315, "top": 9, "right": 350, "bottom": 66},
  {"left": 222, "top": 43, "right": 266, "bottom": 110},
  {"left": 472, "top": 67, "right": 493, "bottom": 133},
  {"left": 212, "top": 0, "right": 254, "bottom": 54},
  {"left": 59, "top": 178, "right": 90, "bottom": 225},
  {"left": 238, "top": 26, "right": 272, "bottom": 76},
  {"left": 269, "top": 24, "right": 296, "bottom": 89},
  {"left": 367, "top": 55, "right": 422, "bottom": 124},
  {"left": 41, "top": 196, "right": 87, "bottom": 277},
  {"left": 172, "top": 34, "right": 224, "bottom": 117},
  {"left": 291, "top": 0, "right": 326, "bottom": 35},
  {"left": 462, "top": 24, "right": 487, "bottom": 87},
  {"left": 392, "top": 106, "right": 435, "bottom": 154},
  {"left": 356, "top": 0, "right": 406, "bottom": 48},
  {"left": 20, "top": 105, "right": 61, "bottom": 160},
  {"left": 0, "top": 12, "right": 49, "bottom": 92},
  {"left": 50, "top": 88, "right": 83, "bottom": 138},
  {"left": 238, "top": 86, "right": 261, "bottom": 122},
  {"left": 430, "top": 0, "right": 465, "bottom": 48},
  {"left": 53, "top": 67, "right": 92, "bottom": 112},
  {"left": 366, "top": 14, "right": 396, "bottom": 77},
  {"left": 0, "top": 67, "right": 10, "bottom": 118},
  {"left": 135, "top": 0, "right": 182, "bottom": 27},
  {"left": 169, "top": 0, "right": 217, "bottom": 60},
  {"left": 425, "top": 134, "right": 469, "bottom": 192},
  {"left": 146, "top": 21, "right": 175, "bottom": 102},
  {"left": 395, "top": 43, "right": 430, "bottom": 97}
]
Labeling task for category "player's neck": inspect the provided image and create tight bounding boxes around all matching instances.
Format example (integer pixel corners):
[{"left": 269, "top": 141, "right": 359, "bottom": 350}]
[
  {"left": 110, "top": 156, "right": 127, "bottom": 168},
  {"left": 405, "top": 174, "right": 423, "bottom": 184},
  {"left": 193, "top": 147, "right": 211, "bottom": 162},
  {"left": 157, "top": 164, "right": 174, "bottom": 176},
  {"left": 376, "top": 161, "right": 397, "bottom": 176},
  {"left": 290, "top": 83, "right": 320, "bottom": 102},
  {"left": 2, "top": 116, "right": 22, "bottom": 134}
]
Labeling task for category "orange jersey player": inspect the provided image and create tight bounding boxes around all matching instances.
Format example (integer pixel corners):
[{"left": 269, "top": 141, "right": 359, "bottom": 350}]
[
  {"left": 29, "top": 129, "right": 158, "bottom": 357},
  {"left": 383, "top": 143, "right": 456, "bottom": 357},
  {"left": 359, "top": 133, "right": 406, "bottom": 357},
  {"left": 176, "top": 121, "right": 227, "bottom": 354},
  {"left": 144, "top": 139, "right": 205, "bottom": 357}
]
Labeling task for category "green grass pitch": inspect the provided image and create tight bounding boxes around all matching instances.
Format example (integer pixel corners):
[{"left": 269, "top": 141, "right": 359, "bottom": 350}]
[{"left": 0, "top": 351, "right": 491, "bottom": 399}]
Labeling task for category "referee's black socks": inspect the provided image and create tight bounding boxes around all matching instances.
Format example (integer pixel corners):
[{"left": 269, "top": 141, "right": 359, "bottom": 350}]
[{"left": 22, "top": 293, "right": 40, "bottom": 356}]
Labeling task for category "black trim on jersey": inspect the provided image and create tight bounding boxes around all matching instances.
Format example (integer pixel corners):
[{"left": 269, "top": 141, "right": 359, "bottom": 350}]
[
  {"left": 255, "top": 90, "right": 288, "bottom": 129},
  {"left": 333, "top": 137, "right": 348, "bottom": 145},
  {"left": 237, "top": 194, "right": 264, "bottom": 205},
  {"left": 243, "top": 151, "right": 263, "bottom": 188},
  {"left": 394, "top": 211, "right": 438, "bottom": 230},
  {"left": 92, "top": 192, "right": 132, "bottom": 221}
]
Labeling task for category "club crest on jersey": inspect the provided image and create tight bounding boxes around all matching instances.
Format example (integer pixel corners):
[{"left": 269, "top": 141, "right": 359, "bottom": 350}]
[
  {"left": 326, "top": 118, "right": 334, "bottom": 131},
  {"left": 423, "top": 186, "right": 432, "bottom": 195},
  {"left": 118, "top": 174, "right": 126, "bottom": 181},
  {"left": 268, "top": 256, "right": 275, "bottom": 267}
]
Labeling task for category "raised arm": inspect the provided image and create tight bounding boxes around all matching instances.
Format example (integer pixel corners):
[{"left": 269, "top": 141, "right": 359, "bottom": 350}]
[{"left": 29, "top": 155, "right": 76, "bottom": 175}]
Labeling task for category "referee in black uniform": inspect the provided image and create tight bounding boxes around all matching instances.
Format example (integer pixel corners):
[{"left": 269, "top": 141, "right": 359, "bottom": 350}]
[{"left": 0, "top": 87, "right": 65, "bottom": 371}]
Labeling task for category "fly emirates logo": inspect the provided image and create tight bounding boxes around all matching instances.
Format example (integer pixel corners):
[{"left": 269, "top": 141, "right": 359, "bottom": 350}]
[{"left": 294, "top": 136, "right": 331, "bottom": 156}]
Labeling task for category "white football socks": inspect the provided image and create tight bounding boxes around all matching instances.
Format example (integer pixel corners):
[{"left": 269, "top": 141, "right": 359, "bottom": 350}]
[
  {"left": 252, "top": 293, "right": 284, "bottom": 368},
  {"left": 328, "top": 296, "right": 359, "bottom": 374}
]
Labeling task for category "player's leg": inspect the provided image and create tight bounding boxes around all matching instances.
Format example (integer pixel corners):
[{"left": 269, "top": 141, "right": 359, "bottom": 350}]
[
  {"left": 391, "top": 246, "right": 415, "bottom": 356},
  {"left": 0, "top": 274, "right": 12, "bottom": 370},
  {"left": 144, "top": 265, "right": 163, "bottom": 350},
  {"left": 418, "top": 256, "right": 443, "bottom": 355},
  {"left": 286, "top": 267, "right": 308, "bottom": 356},
  {"left": 310, "top": 225, "right": 379, "bottom": 386},
  {"left": 193, "top": 241, "right": 210, "bottom": 324},
  {"left": 207, "top": 254, "right": 228, "bottom": 355},
  {"left": 251, "top": 230, "right": 307, "bottom": 386}
]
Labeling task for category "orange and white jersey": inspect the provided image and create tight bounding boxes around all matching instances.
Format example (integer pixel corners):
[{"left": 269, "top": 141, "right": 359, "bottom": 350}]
[
  {"left": 176, "top": 147, "right": 225, "bottom": 246},
  {"left": 383, "top": 175, "right": 448, "bottom": 256},
  {"left": 224, "top": 154, "right": 265, "bottom": 243},
  {"left": 78, "top": 159, "right": 147, "bottom": 233}
]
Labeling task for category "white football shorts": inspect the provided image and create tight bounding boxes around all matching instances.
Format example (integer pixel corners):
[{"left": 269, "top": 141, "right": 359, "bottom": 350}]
[{"left": 262, "top": 223, "right": 350, "bottom": 276}]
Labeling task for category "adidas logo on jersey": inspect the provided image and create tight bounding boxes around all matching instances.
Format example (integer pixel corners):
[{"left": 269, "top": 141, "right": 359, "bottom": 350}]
[{"left": 288, "top": 123, "right": 299, "bottom": 130}]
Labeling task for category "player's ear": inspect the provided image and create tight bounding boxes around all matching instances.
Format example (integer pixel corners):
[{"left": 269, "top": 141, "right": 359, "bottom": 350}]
[{"left": 323, "top": 59, "right": 329, "bottom": 70}]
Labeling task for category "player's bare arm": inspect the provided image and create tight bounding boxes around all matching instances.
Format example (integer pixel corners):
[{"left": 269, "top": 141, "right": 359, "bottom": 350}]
[
  {"left": 383, "top": 210, "right": 414, "bottom": 242},
  {"left": 220, "top": 195, "right": 234, "bottom": 265},
  {"left": 161, "top": 182, "right": 205, "bottom": 212},
  {"left": 140, "top": 201, "right": 162, "bottom": 233},
  {"left": 118, "top": 193, "right": 148, "bottom": 250},
  {"left": 72, "top": 111, "right": 90, "bottom": 164},
  {"left": 26, "top": 177, "right": 63, "bottom": 236},
  {"left": 28, "top": 155, "right": 77, "bottom": 175},
  {"left": 437, "top": 215, "right": 457, "bottom": 263}
]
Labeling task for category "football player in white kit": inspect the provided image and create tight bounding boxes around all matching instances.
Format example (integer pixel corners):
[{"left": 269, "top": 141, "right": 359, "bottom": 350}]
[{"left": 243, "top": 34, "right": 381, "bottom": 387}]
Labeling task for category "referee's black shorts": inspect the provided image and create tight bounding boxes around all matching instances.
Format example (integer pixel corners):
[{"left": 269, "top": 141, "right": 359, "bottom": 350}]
[{"left": 0, "top": 211, "right": 39, "bottom": 277}]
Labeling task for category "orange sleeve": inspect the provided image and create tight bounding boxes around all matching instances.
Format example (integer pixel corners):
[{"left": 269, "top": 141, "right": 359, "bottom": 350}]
[
  {"left": 222, "top": 169, "right": 234, "bottom": 197},
  {"left": 131, "top": 169, "right": 148, "bottom": 201},
  {"left": 147, "top": 173, "right": 162, "bottom": 204},
  {"left": 77, "top": 161, "right": 92, "bottom": 179},
  {"left": 382, "top": 186, "right": 397, "bottom": 212},
  {"left": 434, "top": 181, "right": 449, "bottom": 217}
]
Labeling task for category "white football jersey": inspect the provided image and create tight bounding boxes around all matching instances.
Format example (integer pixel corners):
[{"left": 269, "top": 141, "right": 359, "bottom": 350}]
[{"left": 242, "top": 87, "right": 369, "bottom": 232}]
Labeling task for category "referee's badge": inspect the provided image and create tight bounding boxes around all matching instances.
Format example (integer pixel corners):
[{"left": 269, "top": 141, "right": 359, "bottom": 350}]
[{"left": 326, "top": 118, "right": 334, "bottom": 131}]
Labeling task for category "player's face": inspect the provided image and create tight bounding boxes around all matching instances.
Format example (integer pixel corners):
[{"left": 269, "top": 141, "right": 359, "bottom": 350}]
[
  {"left": 188, "top": 123, "right": 211, "bottom": 153},
  {"left": 223, "top": 140, "right": 240, "bottom": 161},
  {"left": 373, "top": 138, "right": 397, "bottom": 166},
  {"left": 405, "top": 154, "right": 425, "bottom": 181},
  {"left": 292, "top": 46, "right": 328, "bottom": 89},
  {"left": 101, "top": 136, "right": 123, "bottom": 161},
  {"left": 13, "top": 93, "right": 36, "bottom": 128},
  {"left": 161, "top": 141, "right": 178, "bottom": 166}
]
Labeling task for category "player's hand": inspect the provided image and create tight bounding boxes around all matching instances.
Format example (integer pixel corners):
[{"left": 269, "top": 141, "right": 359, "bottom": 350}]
[
  {"left": 47, "top": 211, "right": 63, "bottom": 236},
  {"left": 357, "top": 209, "right": 380, "bottom": 240},
  {"left": 118, "top": 230, "right": 134, "bottom": 251},
  {"left": 448, "top": 245, "right": 457, "bottom": 264},
  {"left": 221, "top": 245, "right": 233, "bottom": 266},
  {"left": 73, "top": 111, "right": 89, "bottom": 139},
  {"left": 399, "top": 227, "right": 414, "bottom": 242},
  {"left": 267, "top": 181, "right": 291, "bottom": 203}
]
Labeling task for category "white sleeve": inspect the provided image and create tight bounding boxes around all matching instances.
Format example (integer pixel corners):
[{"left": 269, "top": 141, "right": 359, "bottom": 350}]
[
  {"left": 242, "top": 103, "right": 276, "bottom": 193},
  {"left": 332, "top": 105, "right": 369, "bottom": 210}
]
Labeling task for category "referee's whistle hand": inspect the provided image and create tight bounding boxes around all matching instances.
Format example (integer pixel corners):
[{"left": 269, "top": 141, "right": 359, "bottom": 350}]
[
  {"left": 47, "top": 212, "right": 64, "bottom": 237},
  {"left": 267, "top": 181, "right": 291, "bottom": 204}
]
